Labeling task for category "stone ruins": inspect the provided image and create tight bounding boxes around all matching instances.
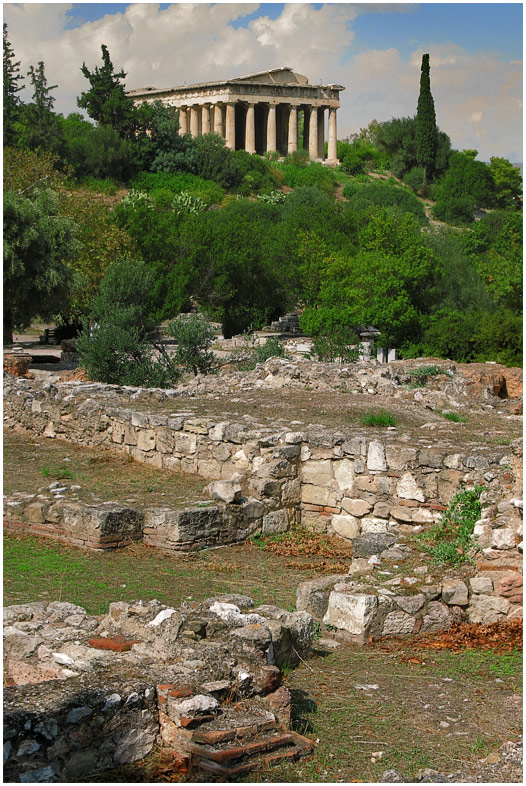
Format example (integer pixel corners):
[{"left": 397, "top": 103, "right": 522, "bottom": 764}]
[{"left": 127, "top": 67, "right": 343, "bottom": 162}]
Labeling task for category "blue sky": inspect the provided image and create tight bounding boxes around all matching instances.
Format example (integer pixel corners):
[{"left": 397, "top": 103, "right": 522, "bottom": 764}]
[{"left": 4, "top": 3, "right": 523, "bottom": 160}]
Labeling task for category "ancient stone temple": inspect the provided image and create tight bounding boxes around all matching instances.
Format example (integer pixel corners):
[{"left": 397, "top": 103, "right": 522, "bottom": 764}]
[{"left": 127, "top": 67, "right": 344, "bottom": 163}]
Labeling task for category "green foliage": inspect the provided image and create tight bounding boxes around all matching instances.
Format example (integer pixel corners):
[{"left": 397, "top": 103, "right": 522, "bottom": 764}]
[
  {"left": 361, "top": 411, "right": 397, "bottom": 427},
  {"left": 131, "top": 171, "right": 225, "bottom": 206},
  {"left": 257, "top": 190, "right": 286, "bottom": 204},
  {"left": 20, "top": 61, "right": 62, "bottom": 153},
  {"left": 40, "top": 465, "right": 74, "bottom": 480},
  {"left": 375, "top": 116, "right": 451, "bottom": 180},
  {"left": 228, "top": 333, "right": 288, "bottom": 370},
  {"left": 415, "top": 54, "right": 437, "bottom": 180},
  {"left": 441, "top": 411, "right": 467, "bottom": 423},
  {"left": 194, "top": 133, "right": 243, "bottom": 190},
  {"left": 79, "top": 176, "right": 118, "bottom": 195},
  {"left": 3, "top": 23, "right": 24, "bottom": 147},
  {"left": 342, "top": 180, "right": 427, "bottom": 224},
  {"left": 171, "top": 191, "right": 207, "bottom": 216},
  {"left": 466, "top": 212, "right": 522, "bottom": 312},
  {"left": 489, "top": 157, "right": 522, "bottom": 209},
  {"left": 433, "top": 151, "right": 496, "bottom": 223},
  {"left": 3, "top": 188, "right": 79, "bottom": 342},
  {"left": 310, "top": 330, "right": 360, "bottom": 363},
  {"left": 403, "top": 166, "right": 426, "bottom": 193},
  {"left": 168, "top": 313, "right": 216, "bottom": 376},
  {"left": 77, "top": 44, "right": 137, "bottom": 139},
  {"left": 272, "top": 160, "right": 338, "bottom": 194},
  {"left": 340, "top": 149, "right": 366, "bottom": 176},
  {"left": 77, "top": 258, "right": 179, "bottom": 387},
  {"left": 418, "top": 486, "right": 483, "bottom": 565},
  {"left": 59, "top": 114, "right": 137, "bottom": 181}
]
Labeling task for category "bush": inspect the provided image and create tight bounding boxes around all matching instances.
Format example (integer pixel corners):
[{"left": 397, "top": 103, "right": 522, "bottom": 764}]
[
  {"left": 433, "top": 196, "right": 474, "bottom": 225},
  {"left": 342, "top": 180, "right": 427, "bottom": 224},
  {"left": 273, "top": 160, "right": 338, "bottom": 195},
  {"left": 168, "top": 313, "right": 217, "bottom": 376},
  {"left": 310, "top": 330, "right": 360, "bottom": 363},
  {"left": 341, "top": 150, "right": 365, "bottom": 176},
  {"left": 418, "top": 487, "right": 483, "bottom": 565},
  {"left": 403, "top": 166, "right": 426, "bottom": 193},
  {"left": 131, "top": 172, "right": 224, "bottom": 206},
  {"left": 171, "top": 191, "right": 207, "bottom": 216},
  {"left": 228, "top": 334, "right": 288, "bottom": 370}
]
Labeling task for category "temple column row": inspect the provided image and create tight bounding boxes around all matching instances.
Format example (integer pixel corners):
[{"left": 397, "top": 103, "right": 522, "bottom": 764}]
[{"left": 177, "top": 102, "right": 338, "bottom": 161}]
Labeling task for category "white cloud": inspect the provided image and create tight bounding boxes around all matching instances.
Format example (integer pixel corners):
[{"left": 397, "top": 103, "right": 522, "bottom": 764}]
[{"left": 3, "top": 3, "right": 522, "bottom": 160}]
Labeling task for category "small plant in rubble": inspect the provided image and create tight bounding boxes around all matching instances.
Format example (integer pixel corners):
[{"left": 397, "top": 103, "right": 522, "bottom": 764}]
[{"left": 417, "top": 485, "right": 484, "bottom": 565}]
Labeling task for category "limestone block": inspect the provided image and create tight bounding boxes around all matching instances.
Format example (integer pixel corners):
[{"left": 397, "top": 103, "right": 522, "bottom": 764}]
[
  {"left": 497, "top": 574, "right": 523, "bottom": 604},
  {"left": 131, "top": 411, "right": 147, "bottom": 427},
  {"left": 232, "top": 448, "right": 250, "bottom": 470},
  {"left": 155, "top": 430, "right": 174, "bottom": 454},
  {"left": 136, "top": 430, "right": 156, "bottom": 452},
  {"left": 208, "top": 422, "right": 229, "bottom": 441},
  {"left": 382, "top": 611, "right": 415, "bottom": 636},
  {"left": 420, "top": 601, "right": 453, "bottom": 633},
  {"left": 466, "top": 455, "right": 490, "bottom": 471},
  {"left": 173, "top": 432, "right": 197, "bottom": 455},
  {"left": 394, "top": 594, "right": 425, "bottom": 614},
  {"left": 300, "top": 484, "right": 339, "bottom": 508},
  {"left": 354, "top": 475, "right": 378, "bottom": 494},
  {"left": 279, "top": 611, "right": 316, "bottom": 651},
  {"left": 300, "top": 445, "right": 311, "bottom": 461},
  {"left": 281, "top": 478, "right": 301, "bottom": 506},
  {"left": 490, "top": 528, "right": 516, "bottom": 550},
  {"left": 373, "top": 501, "right": 390, "bottom": 519},
  {"left": 417, "top": 449, "right": 443, "bottom": 469},
  {"left": 411, "top": 508, "right": 434, "bottom": 524},
  {"left": 469, "top": 576, "right": 494, "bottom": 594},
  {"left": 211, "top": 443, "right": 231, "bottom": 463},
  {"left": 347, "top": 558, "right": 374, "bottom": 576},
  {"left": 123, "top": 424, "right": 137, "bottom": 446},
  {"left": 111, "top": 423, "right": 125, "bottom": 444},
  {"left": 224, "top": 424, "right": 247, "bottom": 443},
  {"left": 389, "top": 505, "right": 414, "bottom": 523},
  {"left": 342, "top": 498, "right": 373, "bottom": 517},
  {"left": 284, "top": 432, "right": 306, "bottom": 444},
  {"left": 323, "top": 592, "right": 378, "bottom": 641},
  {"left": 42, "top": 421, "right": 56, "bottom": 438},
  {"left": 385, "top": 445, "right": 417, "bottom": 471},
  {"left": 205, "top": 479, "right": 242, "bottom": 504},
  {"left": 444, "top": 454, "right": 464, "bottom": 469},
  {"left": 367, "top": 441, "right": 387, "bottom": 472},
  {"left": 331, "top": 514, "right": 360, "bottom": 541},
  {"left": 262, "top": 509, "right": 289, "bottom": 534},
  {"left": 334, "top": 459, "right": 354, "bottom": 491},
  {"left": 423, "top": 474, "right": 438, "bottom": 499},
  {"left": 468, "top": 594, "right": 510, "bottom": 624},
  {"left": 342, "top": 437, "right": 366, "bottom": 456},
  {"left": 197, "top": 459, "right": 222, "bottom": 479},
  {"left": 396, "top": 473, "right": 425, "bottom": 502},
  {"left": 301, "top": 460, "right": 333, "bottom": 486},
  {"left": 352, "top": 533, "right": 397, "bottom": 557},
  {"left": 296, "top": 575, "right": 346, "bottom": 619},
  {"left": 23, "top": 503, "right": 48, "bottom": 524},
  {"left": 184, "top": 418, "right": 208, "bottom": 434},
  {"left": 360, "top": 517, "right": 388, "bottom": 534},
  {"left": 162, "top": 456, "right": 181, "bottom": 473},
  {"left": 441, "top": 579, "right": 468, "bottom": 606}
]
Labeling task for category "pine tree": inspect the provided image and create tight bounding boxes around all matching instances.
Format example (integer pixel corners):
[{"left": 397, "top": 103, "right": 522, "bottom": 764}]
[
  {"left": 25, "top": 61, "right": 60, "bottom": 151},
  {"left": 77, "top": 44, "right": 136, "bottom": 138},
  {"left": 415, "top": 53, "right": 437, "bottom": 182},
  {"left": 3, "top": 23, "right": 25, "bottom": 146}
]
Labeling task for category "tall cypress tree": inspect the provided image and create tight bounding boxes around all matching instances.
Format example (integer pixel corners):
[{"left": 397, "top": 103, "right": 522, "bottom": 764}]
[
  {"left": 3, "top": 23, "right": 25, "bottom": 146},
  {"left": 77, "top": 44, "right": 137, "bottom": 138},
  {"left": 25, "top": 61, "right": 60, "bottom": 151},
  {"left": 415, "top": 53, "right": 437, "bottom": 182}
]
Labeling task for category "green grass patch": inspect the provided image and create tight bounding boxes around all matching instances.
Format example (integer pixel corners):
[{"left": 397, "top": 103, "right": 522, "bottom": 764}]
[
  {"left": 440, "top": 411, "right": 468, "bottom": 423},
  {"left": 361, "top": 410, "right": 397, "bottom": 427},
  {"left": 40, "top": 464, "right": 74, "bottom": 480},
  {"left": 417, "top": 486, "right": 484, "bottom": 565},
  {"left": 432, "top": 648, "right": 522, "bottom": 682}
]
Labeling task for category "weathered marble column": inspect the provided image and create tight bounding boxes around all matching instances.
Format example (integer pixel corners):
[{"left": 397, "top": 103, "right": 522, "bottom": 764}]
[
  {"left": 327, "top": 107, "right": 338, "bottom": 163},
  {"left": 213, "top": 103, "right": 224, "bottom": 137},
  {"left": 245, "top": 102, "right": 256, "bottom": 154},
  {"left": 317, "top": 107, "right": 325, "bottom": 160},
  {"left": 189, "top": 106, "right": 199, "bottom": 137},
  {"left": 266, "top": 104, "right": 277, "bottom": 153},
  {"left": 202, "top": 104, "right": 211, "bottom": 134},
  {"left": 225, "top": 102, "right": 236, "bottom": 149},
  {"left": 302, "top": 107, "right": 309, "bottom": 150},
  {"left": 178, "top": 106, "right": 188, "bottom": 135},
  {"left": 308, "top": 106, "right": 319, "bottom": 160},
  {"left": 287, "top": 105, "right": 298, "bottom": 154}
]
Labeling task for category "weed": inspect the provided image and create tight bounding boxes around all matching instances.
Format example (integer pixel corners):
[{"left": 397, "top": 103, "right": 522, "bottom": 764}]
[
  {"left": 417, "top": 486, "right": 484, "bottom": 565},
  {"left": 40, "top": 466, "right": 50, "bottom": 478},
  {"left": 408, "top": 365, "right": 444, "bottom": 386},
  {"left": 40, "top": 465, "right": 74, "bottom": 480},
  {"left": 361, "top": 410, "right": 397, "bottom": 427},
  {"left": 441, "top": 411, "right": 467, "bottom": 423}
]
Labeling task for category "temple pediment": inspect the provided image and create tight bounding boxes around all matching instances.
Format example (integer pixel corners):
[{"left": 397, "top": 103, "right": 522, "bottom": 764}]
[{"left": 230, "top": 67, "right": 309, "bottom": 86}]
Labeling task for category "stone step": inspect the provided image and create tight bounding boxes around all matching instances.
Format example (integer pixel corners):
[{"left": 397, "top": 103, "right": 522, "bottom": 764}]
[{"left": 193, "top": 730, "right": 314, "bottom": 776}]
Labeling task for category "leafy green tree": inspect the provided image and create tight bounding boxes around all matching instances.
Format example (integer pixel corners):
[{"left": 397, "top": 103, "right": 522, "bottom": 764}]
[
  {"left": 415, "top": 54, "right": 437, "bottom": 181},
  {"left": 60, "top": 115, "right": 136, "bottom": 180},
  {"left": 168, "top": 313, "right": 216, "bottom": 375},
  {"left": 193, "top": 133, "right": 243, "bottom": 190},
  {"left": 433, "top": 151, "right": 496, "bottom": 223},
  {"left": 76, "top": 258, "right": 178, "bottom": 386},
  {"left": 470, "top": 212, "right": 522, "bottom": 311},
  {"left": 3, "top": 189, "right": 79, "bottom": 343},
  {"left": 77, "top": 44, "right": 136, "bottom": 138},
  {"left": 3, "top": 23, "right": 25, "bottom": 146},
  {"left": 489, "top": 157, "right": 522, "bottom": 209},
  {"left": 375, "top": 116, "right": 450, "bottom": 180},
  {"left": 22, "top": 61, "right": 62, "bottom": 152}
]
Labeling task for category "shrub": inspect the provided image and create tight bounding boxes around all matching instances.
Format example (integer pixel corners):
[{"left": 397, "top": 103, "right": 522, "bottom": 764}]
[
  {"left": 418, "top": 487, "right": 484, "bottom": 565},
  {"left": 441, "top": 411, "right": 467, "bottom": 423},
  {"left": 433, "top": 196, "right": 474, "bottom": 225},
  {"left": 361, "top": 411, "right": 397, "bottom": 427},
  {"left": 403, "top": 166, "right": 426, "bottom": 193},
  {"left": 168, "top": 313, "right": 217, "bottom": 376},
  {"left": 227, "top": 333, "right": 288, "bottom": 371},
  {"left": 257, "top": 190, "right": 286, "bottom": 205},
  {"left": 341, "top": 150, "right": 365, "bottom": 176},
  {"left": 343, "top": 180, "right": 427, "bottom": 224},
  {"left": 311, "top": 330, "right": 360, "bottom": 363},
  {"left": 171, "top": 191, "right": 207, "bottom": 216}
]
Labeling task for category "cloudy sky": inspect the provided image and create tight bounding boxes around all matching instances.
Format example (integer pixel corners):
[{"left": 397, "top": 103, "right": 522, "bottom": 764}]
[{"left": 3, "top": 2, "right": 523, "bottom": 161}]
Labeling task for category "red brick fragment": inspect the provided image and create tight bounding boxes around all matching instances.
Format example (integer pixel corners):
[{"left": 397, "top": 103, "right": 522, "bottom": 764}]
[
  {"left": 179, "top": 714, "right": 215, "bottom": 728},
  {"left": 88, "top": 634, "right": 140, "bottom": 652},
  {"left": 429, "top": 503, "right": 447, "bottom": 511},
  {"left": 398, "top": 499, "right": 419, "bottom": 507},
  {"left": 387, "top": 471, "right": 400, "bottom": 478}
]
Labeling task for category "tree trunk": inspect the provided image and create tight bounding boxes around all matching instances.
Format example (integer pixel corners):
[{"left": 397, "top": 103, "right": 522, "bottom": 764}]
[{"left": 3, "top": 310, "right": 14, "bottom": 345}]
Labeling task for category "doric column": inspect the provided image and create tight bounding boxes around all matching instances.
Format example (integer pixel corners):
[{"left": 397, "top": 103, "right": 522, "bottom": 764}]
[
  {"left": 287, "top": 105, "right": 298, "bottom": 154},
  {"left": 327, "top": 106, "right": 338, "bottom": 163},
  {"left": 308, "top": 106, "right": 319, "bottom": 160},
  {"left": 266, "top": 104, "right": 277, "bottom": 153},
  {"left": 317, "top": 107, "right": 325, "bottom": 160},
  {"left": 202, "top": 104, "right": 211, "bottom": 134},
  {"left": 225, "top": 102, "right": 236, "bottom": 149},
  {"left": 178, "top": 106, "right": 188, "bottom": 135},
  {"left": 189, "top": 106, "right": 199, "bottom": 137},
  {"left": 245, "top": 102, "right": 256, "bottom": 154},
  {"left": 213, "top": 103, "right": 223, "bottom": 137},
  {"left": 302, "top": 107, "right": 309, "bottom": 150}
]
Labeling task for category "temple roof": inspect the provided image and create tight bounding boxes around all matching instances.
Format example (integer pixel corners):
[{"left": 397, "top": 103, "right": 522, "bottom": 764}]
[{"left": 127, "top": 67, "right": 344, "bottom": 96}]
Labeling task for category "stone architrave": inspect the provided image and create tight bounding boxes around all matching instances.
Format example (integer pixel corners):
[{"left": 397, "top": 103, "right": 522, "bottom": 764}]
[{"left": 128, "top": 68, "right": 343, "bottom": 161}]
